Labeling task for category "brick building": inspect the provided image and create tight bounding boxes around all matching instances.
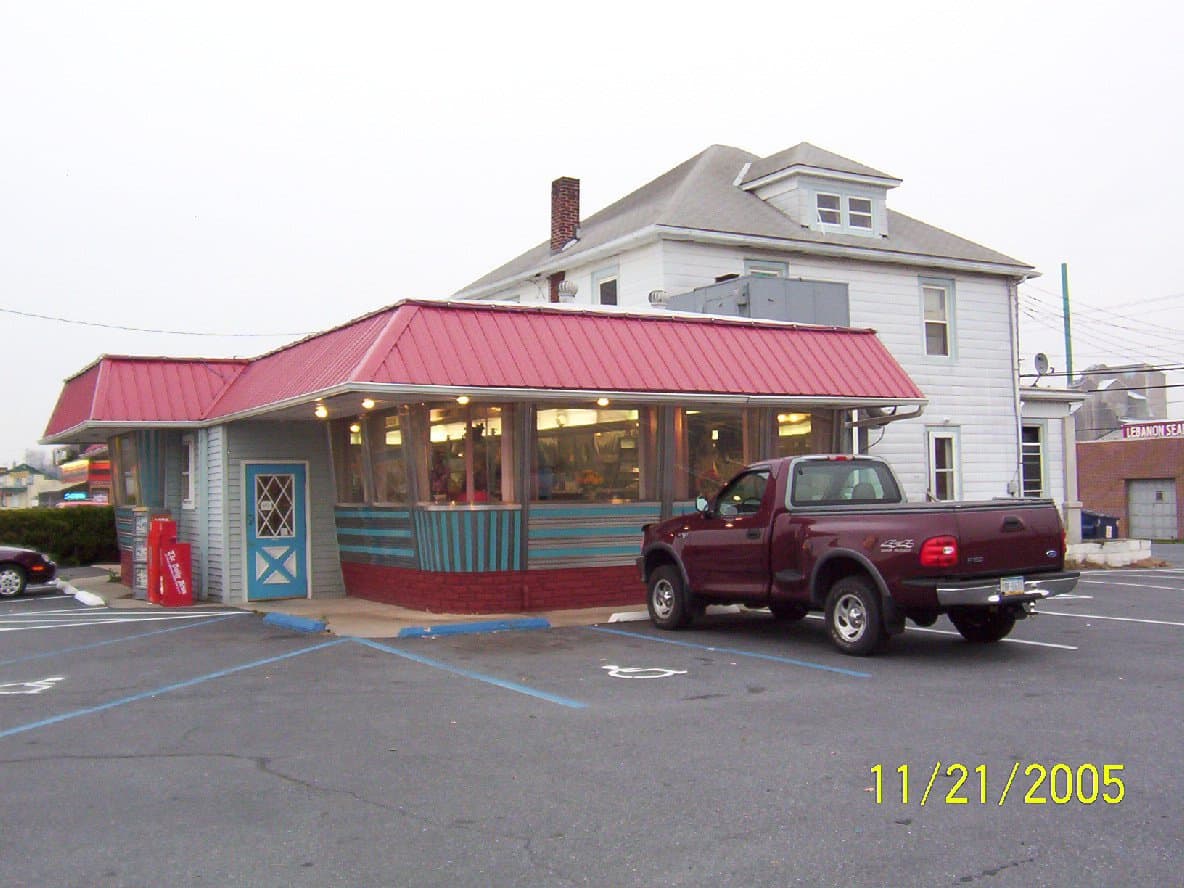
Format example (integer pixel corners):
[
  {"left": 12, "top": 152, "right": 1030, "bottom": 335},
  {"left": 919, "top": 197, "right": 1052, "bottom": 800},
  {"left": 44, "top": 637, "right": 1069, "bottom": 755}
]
[{"left": 1077, "top": 421, "right": 1183, "bottom": 540}]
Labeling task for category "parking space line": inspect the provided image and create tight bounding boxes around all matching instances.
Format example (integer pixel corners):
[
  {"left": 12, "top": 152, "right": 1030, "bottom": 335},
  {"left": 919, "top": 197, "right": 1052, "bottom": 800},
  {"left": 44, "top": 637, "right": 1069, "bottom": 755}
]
[
  {"left": 587, "top": 626, "right": 872, "bottom": 678},
  {"left": 351, "top": 638, "right": 587, "bottom": 709},
  {"left": 1035, "top": 610, "right": 1184, "bottom": 628},
  {"left": 0, "top": 638, "right": 347, "bottom": 741},
  {"left": 798, "top": 614, "right": 1078, "bottom": 650},
  {"left": 1077, "top": 579, "right": 1181, "bottom": 591},
  {"left": 0, "top": 615, "right": 243, "bottom": 668},
  {"left": 0, "top": 612, "right": 247, "bottom": 632}
]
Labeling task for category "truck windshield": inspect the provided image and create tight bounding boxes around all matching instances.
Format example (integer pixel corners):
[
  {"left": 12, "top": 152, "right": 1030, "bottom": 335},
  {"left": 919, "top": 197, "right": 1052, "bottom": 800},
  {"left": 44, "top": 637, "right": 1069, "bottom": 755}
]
[{"left": 789, "top": 460, "right": 902, "bottom": 506}]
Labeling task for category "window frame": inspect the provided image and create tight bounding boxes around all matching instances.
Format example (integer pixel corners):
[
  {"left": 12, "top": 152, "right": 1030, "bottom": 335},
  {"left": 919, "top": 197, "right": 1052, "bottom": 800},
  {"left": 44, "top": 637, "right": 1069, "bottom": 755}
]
[
  {"left": 180, "top": 434, "right": 196, "bottom": 510},
  {"left": 1021, "top": 422, "right": 1046, "bottom": 498},
  {"left": 592, "top": 265, "right": 619, "bottom": 307},
  {"left": 926, "top": 427, "right": 961, "bottom": 501},
  {"left": 920, "top": 277, "right": 956, "bottom": 359},
  {"left": 815, "top": 192, "right": 842, "bottom": 226},
  {"left": 847, "top": 196, "right": 873, "bottom": 230},
  {"left": 743, "top": 259, "right": 788, "bottom": 278}
]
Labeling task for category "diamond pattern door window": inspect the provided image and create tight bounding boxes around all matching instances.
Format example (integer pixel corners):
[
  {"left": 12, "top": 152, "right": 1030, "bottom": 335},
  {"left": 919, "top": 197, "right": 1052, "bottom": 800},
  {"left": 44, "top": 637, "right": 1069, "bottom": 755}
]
[{"left": 255, "top": 474, "right": 295, "bottom": 538}]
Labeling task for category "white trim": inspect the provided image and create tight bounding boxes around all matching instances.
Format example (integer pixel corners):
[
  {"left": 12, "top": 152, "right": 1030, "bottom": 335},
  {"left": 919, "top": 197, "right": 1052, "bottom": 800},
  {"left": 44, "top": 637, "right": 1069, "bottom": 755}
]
[
  {"left": 740, "top": 165, "right": 902, "bottom": 191},
  {"left": 925, "top": 426, "right": 962, "bottom": 501},
  {"left": 239, "top": 460, "right": 312, "bottom": 602},
  {"left": 180, "top": 433, "right": 196, "bottom": 510},
  {"left": 449, "top": 224, "right": 1036, "bottom": 302}
]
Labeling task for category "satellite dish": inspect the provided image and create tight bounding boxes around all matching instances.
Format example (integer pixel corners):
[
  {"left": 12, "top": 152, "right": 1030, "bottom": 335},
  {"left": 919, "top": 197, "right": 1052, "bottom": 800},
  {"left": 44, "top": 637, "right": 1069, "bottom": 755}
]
[{"left": 1034, "top": 353, "right": 1050, "bottom": 376}]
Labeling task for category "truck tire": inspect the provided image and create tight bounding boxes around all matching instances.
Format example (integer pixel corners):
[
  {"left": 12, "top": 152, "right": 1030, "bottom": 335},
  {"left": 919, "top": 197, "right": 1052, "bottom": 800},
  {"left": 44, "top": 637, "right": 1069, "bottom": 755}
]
[
  {"left": 647, "top": 565, "right": 695, "bottom": 630},
  {"left": 824, "top": 575, "right": 884, "bottom": 656},
  {"left": 769, "top": 601, "right": 808, "bottom": 622},
  {"left": 0, "top": 564, "right": 26, "bottom": 597},
  {"left": 948, "top": 607, "right": 1016, "bottom": 643}
]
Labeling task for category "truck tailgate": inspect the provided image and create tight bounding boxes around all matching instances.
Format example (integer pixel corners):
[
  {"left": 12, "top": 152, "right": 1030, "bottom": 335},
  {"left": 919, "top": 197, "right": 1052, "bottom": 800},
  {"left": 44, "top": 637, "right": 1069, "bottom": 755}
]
[{"left": 955, "top": 501, "right": 1065, "bottom": 575}]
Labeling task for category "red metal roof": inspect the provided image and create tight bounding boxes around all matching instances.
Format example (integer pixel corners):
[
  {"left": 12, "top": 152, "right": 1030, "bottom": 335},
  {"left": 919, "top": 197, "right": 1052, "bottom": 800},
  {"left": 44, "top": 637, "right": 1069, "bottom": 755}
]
[
  {"left": 44, "top": 300, "right": 923, "bottom": 440},
  {"left": 43, "top": 357, "right": 248, "bottom": 438},
  {"left": 359, "top": 301, "right": 923, "bottom": 400}
]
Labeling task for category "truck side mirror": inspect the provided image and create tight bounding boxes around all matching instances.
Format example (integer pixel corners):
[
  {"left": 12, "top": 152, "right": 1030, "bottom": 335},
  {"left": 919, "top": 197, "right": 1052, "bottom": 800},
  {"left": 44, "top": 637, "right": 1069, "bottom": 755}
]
[{"left": 695, "top": 495, "right": 709, "bottom": 513}]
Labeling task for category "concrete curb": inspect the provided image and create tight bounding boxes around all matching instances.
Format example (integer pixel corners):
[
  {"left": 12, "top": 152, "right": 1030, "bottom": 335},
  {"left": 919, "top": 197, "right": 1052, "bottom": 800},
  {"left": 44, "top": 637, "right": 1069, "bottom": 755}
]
[
  {"left": 396, "top": 617, "right": 551, "bottom": 638},
  {"left": 262, "top": 612, "right": 328, "bottom": 633}
]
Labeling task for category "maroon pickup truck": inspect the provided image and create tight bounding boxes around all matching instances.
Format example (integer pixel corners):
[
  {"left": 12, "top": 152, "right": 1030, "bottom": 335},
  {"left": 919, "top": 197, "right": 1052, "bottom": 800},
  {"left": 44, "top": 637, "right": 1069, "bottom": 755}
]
[{"left": 638, "top": 455, "right": 1079, "bottom": 655}]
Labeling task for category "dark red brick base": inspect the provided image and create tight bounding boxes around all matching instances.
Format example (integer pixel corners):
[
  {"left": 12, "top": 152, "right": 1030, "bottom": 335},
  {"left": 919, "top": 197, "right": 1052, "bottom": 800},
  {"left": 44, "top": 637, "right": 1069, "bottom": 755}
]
[
  {"left": 119, "top": 549, "right": 133, "bottom": 587},
  {"left": 341, "top": 562, "right": 645, "bottom": 613}
]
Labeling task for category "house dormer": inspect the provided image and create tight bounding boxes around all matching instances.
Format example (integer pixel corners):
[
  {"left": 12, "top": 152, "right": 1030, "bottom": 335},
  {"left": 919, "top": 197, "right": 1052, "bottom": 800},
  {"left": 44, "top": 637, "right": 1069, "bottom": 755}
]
[{"left": 737, "top": 142, "right": 901, "bottom": 238}]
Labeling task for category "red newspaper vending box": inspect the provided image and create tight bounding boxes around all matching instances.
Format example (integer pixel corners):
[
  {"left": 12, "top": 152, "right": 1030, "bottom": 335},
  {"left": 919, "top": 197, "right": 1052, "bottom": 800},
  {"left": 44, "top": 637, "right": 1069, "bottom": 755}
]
[
  {"left": 147, "top": 517, "right": 177, "bottom": 604},
  {"left": 159, "top": 543, "right": 193, "bottom": 607}
]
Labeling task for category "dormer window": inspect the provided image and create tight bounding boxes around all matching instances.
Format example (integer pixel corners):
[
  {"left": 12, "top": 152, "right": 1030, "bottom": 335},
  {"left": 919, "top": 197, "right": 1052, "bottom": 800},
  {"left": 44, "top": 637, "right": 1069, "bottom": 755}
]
[
  {"left": 816, "top": 192, "right": 876, "bottom": 234},
  {"left": 848, "top": 197, "right": 873, "bottom": 230},
  {"left": 816, "top": 193, "right": 841, "bottom": 225}
]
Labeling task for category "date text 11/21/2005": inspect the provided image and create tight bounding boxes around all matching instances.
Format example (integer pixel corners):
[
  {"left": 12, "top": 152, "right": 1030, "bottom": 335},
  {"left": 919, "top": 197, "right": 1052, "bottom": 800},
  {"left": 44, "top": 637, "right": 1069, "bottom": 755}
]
[{"left": 869, "top": 762, "right": 1126, "bottom": 806}]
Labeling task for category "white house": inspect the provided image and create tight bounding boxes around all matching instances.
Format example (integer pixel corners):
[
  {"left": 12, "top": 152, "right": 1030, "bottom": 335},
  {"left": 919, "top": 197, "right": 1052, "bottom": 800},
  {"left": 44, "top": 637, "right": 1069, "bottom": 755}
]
[{"left": 453, "top": 142, "right": 1080, "bottom": 531}]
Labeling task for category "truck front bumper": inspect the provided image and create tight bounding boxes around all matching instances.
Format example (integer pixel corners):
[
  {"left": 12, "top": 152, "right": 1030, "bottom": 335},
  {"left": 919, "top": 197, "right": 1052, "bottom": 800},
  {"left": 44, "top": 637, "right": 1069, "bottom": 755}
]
[{"left": 903, "top": 571, "right": 1079, "bottom": 608}]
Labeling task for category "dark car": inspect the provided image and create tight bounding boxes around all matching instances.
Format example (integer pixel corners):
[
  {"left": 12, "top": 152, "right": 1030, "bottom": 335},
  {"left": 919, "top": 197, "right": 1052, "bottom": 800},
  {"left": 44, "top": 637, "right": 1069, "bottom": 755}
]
[{"left": 0, "top": 545, "right": 58, "bottom": 597}]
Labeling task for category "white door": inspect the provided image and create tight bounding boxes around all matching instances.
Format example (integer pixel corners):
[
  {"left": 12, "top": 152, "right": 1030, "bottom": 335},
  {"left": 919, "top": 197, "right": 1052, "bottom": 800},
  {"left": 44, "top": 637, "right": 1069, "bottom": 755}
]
[{"left": 1127, "top": 479, "right": 1178, "bottom": 540}]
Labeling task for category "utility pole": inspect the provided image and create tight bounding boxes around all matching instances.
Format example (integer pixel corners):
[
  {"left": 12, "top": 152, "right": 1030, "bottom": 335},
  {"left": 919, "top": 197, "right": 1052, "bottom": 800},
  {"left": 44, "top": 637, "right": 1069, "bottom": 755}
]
[{"left": 1061, "top": 262, "right": 1074, "bottom": 383}]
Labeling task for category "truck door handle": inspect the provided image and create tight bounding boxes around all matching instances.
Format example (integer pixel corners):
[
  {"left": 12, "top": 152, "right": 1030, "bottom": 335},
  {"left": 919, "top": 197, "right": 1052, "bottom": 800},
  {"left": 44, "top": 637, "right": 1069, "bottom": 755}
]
[
  {"left": 746, "top": 529, "right": 762, "bottom": 540},
  {"left": 1002, "top": 517, "right": 1025, "bottom": 532}
]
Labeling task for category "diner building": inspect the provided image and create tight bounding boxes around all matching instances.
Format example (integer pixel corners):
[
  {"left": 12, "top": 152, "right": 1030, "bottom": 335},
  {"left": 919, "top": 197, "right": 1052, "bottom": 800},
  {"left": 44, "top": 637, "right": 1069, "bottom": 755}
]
[{"left": 42, "top": 299, "right": 926, "bottom": 611}]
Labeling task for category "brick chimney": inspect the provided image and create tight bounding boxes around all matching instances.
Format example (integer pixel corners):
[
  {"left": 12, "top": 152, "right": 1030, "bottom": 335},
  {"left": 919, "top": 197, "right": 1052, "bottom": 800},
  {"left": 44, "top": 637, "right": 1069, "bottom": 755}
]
[{"left": 550, "top": 176, "right": 580, "bottom": 253}]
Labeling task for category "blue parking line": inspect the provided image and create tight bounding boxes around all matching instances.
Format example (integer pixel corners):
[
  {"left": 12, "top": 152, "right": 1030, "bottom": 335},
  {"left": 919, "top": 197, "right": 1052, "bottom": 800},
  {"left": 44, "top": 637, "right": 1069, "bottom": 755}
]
[
  {"left": 352, "top": 638, "right": 587, "bottom": 709},
  {"left": 0, "top": 638, "right": 347, "bottom": 741},
  {"left": 0, "top": 615, "right": 243, "bottom": 668},
  {"left": 587, "top": 626, "right": 872, "bottom": 678}
]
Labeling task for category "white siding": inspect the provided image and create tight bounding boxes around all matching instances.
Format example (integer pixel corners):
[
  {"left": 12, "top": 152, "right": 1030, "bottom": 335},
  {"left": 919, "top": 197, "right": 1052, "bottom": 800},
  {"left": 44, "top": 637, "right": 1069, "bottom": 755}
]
[
  {"left": 655, "top": 239, "right": 1022, "bottom": 502},
  {"left": 205, "top": 426, "right": 227, "bottom": 601},
  {"left": 224, "top": 421, "right": 344, "bottom": 604}
]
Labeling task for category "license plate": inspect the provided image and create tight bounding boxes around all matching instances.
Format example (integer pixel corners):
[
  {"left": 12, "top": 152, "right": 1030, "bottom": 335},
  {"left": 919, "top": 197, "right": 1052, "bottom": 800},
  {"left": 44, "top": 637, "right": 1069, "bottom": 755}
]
[{"left": 1000, "top": 576, "right": 1026, "bottom": 596}]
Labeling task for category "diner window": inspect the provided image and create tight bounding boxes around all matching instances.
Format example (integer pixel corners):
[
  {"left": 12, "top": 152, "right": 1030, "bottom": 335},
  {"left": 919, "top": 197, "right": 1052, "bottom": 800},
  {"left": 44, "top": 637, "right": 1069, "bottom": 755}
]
[
  {"left": 1021, "top": 425, "right": 1044, "bottom": 497},
  {"left": 678, "top": 407, "right": 749, "bottom": 500},
  {"left": 112, "top": 434, "right": 140, "bottom": 506},
  {"left": 180, "top": 434, "right": 196, "bottom": 509},
  {"left": 330, "top": 417, "right": 366, "bottom": 503},
  {"left": 772, "top": 411, "right": 833, "bottom": 459},
  {"left": 428, "top": 404, "right": 505, "bottom": 504},
  {"left": 927, "top": 428, "right": 960, "bottom": 501},
  {"left": 816, "top": 193, "right": 841, "bottom": 225},
  {"left": 534, "top": 405, "right": 651, "bottom": 502},
  {"left": 368, "top": 411, "right": 409, "bottom": 503},
  {"left": 922, "top": 279, "right": 954, "bottom": 357}
]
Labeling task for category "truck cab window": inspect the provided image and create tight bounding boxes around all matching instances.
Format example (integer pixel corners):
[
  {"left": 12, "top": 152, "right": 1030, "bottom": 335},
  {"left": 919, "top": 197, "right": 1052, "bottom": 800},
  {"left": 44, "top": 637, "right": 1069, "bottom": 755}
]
[{"left": 716, "top": 470, "right": 770, "bottom": 515}]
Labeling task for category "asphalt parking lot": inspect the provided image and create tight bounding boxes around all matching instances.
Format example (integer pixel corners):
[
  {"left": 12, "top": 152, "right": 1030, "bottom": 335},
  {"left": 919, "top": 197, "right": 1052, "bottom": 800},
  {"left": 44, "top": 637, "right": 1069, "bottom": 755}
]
[{"left": 2, "top": 568, "right": 1182, "bottom": 887}]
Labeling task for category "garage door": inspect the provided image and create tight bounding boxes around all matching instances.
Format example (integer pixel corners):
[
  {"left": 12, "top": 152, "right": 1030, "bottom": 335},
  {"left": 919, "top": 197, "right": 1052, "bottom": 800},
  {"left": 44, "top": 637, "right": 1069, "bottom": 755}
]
[{"left": 1127, "top": 479, "right": 1178, "bottom": 540}]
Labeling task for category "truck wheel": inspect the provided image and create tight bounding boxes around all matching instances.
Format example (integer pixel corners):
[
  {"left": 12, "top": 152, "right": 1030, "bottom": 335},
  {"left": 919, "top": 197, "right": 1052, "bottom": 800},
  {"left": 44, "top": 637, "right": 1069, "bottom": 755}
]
[
  {"left": 0, "top": 565, "right": 27, "bottom": 597},
  {"left": 647, "top": 566, "right": 694, "bottom": 630},
  {"left": 769, "top": 602, "right": 808, "bottom": 622},
  {"left": 824, "top": 576, "right": 883, "bottom": 656},
  {"left": 948, "top": 608, "right": 1016, "bottom": 643}
]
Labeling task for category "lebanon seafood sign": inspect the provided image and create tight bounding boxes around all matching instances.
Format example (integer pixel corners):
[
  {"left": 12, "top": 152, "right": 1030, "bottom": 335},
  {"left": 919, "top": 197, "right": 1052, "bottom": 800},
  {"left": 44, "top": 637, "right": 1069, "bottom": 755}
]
[{"left": 1121, "top": 421, "right": 1184, "bottom": 440}]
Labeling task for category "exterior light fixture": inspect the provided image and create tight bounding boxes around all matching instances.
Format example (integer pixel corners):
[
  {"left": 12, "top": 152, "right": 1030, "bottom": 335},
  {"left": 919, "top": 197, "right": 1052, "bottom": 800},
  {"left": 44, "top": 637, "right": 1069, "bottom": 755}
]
[
  {"left": 456, "top": 395, "right": 471, "bottom": 405},
  {"left": 361, "top": 398, "right": 375, "bottom": 410},
  {"left": 557, "top": 280, "right": 578, "bottom": 302},
  {"left": 596, "top": 397, "right": 610, "bottom": 407},
  {"left": 314, "top": 404, "right": 328, "bottom": 419},
  {"left": 349, "top": 423, "right": 361, "bottom": 433}
]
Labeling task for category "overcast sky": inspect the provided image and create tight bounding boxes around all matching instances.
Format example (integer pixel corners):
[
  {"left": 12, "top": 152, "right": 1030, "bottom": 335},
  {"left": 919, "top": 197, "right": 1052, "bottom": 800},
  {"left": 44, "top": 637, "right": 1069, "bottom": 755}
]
[{"left": 3, "top": 1, "right": 1181, "bottom": 467}]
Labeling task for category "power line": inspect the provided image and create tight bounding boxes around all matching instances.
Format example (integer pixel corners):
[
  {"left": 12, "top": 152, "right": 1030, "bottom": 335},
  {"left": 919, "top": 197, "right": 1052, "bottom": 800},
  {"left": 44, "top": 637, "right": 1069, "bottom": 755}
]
[{"left": 0, "top": 306, "right": 312, "bottom": 338}]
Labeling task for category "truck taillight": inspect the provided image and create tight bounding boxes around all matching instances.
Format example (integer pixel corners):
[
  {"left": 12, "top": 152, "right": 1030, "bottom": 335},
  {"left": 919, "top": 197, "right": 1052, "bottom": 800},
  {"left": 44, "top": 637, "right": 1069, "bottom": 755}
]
[{"left": 920, "top": 536, "right": 958, "bottom": 568}]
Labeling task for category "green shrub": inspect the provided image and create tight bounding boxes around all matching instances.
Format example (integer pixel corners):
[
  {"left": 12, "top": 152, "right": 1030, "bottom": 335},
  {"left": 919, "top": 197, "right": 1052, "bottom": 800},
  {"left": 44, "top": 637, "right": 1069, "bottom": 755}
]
[{"left": 0, "top": 507, "right": 119, "bottom": 566}]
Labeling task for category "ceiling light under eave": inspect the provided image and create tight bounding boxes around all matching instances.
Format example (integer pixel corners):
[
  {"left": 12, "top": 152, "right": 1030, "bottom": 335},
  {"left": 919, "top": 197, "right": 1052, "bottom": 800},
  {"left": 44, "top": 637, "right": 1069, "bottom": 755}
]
[
  {"left": 596, "top": 397, "right": 610, "bottom": 407},
  {"left": 314, "top": 405, "right": 328, "bottom": 419},
  {"left": 361, "top": 398, "right": 375, "bottom": 410},
  {"left": 456, "top": 395, "right": 471, "bottom": 405}
]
